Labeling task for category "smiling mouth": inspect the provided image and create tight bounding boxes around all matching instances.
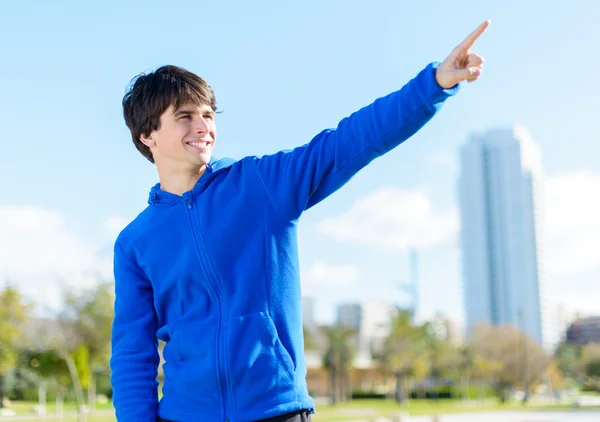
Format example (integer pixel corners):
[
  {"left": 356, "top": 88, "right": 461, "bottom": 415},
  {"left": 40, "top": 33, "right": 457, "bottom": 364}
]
[{"left": 187, "top": 140, "right": 212, "bottom": 149}]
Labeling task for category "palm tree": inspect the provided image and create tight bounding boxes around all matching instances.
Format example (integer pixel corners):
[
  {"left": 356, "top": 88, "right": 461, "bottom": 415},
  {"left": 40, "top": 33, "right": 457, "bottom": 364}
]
[
  {"left": 374, "top": 308, "right": 427, "bottom": 403},
  {"left": 303, "top": 326, "right": 319, "bottom": 352},
  {"left": 322, "top": 326, "right": 355, "bottom": 404}
]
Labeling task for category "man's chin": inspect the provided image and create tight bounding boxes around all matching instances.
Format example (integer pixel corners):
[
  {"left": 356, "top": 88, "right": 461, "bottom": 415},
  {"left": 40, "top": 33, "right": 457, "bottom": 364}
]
[{"left": 195, "top": 154, "right": 213, "bottom": 168}]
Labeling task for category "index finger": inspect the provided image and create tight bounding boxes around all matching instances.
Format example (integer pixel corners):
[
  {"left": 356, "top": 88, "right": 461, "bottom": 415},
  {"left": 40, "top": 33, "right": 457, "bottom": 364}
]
[{"left": 457, "top": 20, "right": 491, "bottom": 52}]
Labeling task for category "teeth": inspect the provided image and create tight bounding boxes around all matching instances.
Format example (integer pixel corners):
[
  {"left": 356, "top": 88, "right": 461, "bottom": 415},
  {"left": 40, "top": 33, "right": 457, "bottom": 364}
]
[{"left": 189, "top": 141, "right": 209, "bottom": 147}]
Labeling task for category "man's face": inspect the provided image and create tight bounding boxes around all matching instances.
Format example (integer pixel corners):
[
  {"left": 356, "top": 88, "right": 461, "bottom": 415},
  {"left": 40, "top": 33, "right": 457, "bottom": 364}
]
[{"left": 142, "top": 102, "right": 216, "bottom": 171}]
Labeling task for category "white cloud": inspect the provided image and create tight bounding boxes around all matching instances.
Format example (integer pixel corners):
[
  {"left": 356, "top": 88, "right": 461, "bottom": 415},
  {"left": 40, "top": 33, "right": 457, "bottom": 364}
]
[
  {"left": 431, "top": 152, "right": 454, "bottom": 167},
  {"left": 311, "top": 172, "right": 600, "bottom": 323},
  {"left": 104, "top": 216, "right": 130, "bottom": 238},
  {"left": 543, "top": 170, "right": 600, "bottom": 276},
  {"left": 0, "top": 205, "right": 112, "bottom": 311},
  {"left": 317, "top": 186, "right": 458, "bottom": 251},
  {"left": 302, "top": 260, "right": 360, "bottom": 289}
]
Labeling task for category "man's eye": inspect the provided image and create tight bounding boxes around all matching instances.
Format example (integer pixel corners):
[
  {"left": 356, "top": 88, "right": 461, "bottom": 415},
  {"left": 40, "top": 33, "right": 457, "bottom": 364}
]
[
  {"left": 180, "top": 115, "right": 191, "bottom": 120},
  {"left": 203, "top": 114, "right": 214, "bottom": 120}
]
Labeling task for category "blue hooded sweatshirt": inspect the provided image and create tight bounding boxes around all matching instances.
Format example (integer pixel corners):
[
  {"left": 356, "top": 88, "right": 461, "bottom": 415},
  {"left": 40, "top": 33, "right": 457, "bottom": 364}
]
[{"left": 110, "top": 62, "right": 459, "bottom": 422}]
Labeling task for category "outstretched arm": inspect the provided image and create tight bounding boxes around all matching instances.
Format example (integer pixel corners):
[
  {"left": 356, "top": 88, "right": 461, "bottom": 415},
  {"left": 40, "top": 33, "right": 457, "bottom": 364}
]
[{"left": 253, "top": 21, "right": 490, "bottom": 221}]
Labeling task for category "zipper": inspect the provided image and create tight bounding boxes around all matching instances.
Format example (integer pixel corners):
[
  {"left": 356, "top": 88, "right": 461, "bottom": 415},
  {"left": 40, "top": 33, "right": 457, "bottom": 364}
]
[{"left": 183, "top": 195, "right": 229, "bottom": 421}]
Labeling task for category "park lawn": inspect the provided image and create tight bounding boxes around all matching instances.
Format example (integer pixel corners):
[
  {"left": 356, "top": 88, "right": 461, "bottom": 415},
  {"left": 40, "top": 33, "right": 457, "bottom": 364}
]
[
  {"left": 312, "top": 398, "right": 600, "bottom": 421},
  {"left": 6, "top": 400, "right": 113, "bottom": 415},
  {"left": 2, "top": 399, "right": 473, "bottom": 422},
  {"left": 312, "top": 398, "right": 506, "bottom": 421},
  {"left": 7, "top": 418, "right": 115, "bottom": 422},
  {"left": 5, "top": 398, "right": 599, "bottom": 422}
]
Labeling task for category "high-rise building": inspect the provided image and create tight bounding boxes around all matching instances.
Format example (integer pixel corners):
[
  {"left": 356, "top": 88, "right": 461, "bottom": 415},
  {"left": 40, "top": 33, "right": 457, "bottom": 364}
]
[
  {"left": 337, "top": 303, "right": 362, "bottom": 330},
  {"left": 458, "top": 125, "right": 550, "bottom": 349},
  {"left": 336, "top": 301, "right": 397, "bottom": 365}
]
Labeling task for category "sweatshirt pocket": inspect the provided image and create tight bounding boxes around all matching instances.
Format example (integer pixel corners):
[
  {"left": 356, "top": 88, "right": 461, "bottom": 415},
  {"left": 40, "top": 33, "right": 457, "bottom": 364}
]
[
  {"left": 161, "top": 321, "right": 221, "bottom": 412},
  {"left": 228, "top": 312, "right": 297, "bottom": 412}
]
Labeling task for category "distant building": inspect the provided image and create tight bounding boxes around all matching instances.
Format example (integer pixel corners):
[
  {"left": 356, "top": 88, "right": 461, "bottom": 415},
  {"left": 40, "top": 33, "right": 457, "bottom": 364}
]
[
  {"left": 336, "top": 301, "right": 397, "bottom": 368},
  {"left": 566, "top": 317, "right": 600, "bottom": 346},
  {"left": 458, "top": 125, "right": 551, "bottom": 349},
  {"left": 302, "top": 296, "right": 316, "bottom": 328},
  {"left": 337, "top": 303, "right": 362, "bottom": 330}
]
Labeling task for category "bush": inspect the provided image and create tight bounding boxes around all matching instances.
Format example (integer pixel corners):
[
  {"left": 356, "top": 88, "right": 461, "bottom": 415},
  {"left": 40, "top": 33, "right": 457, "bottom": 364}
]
[
  {"left": 5, "top": 368, "right": 43, "bottom": 401},
  {"left": 582, "top": 384, "right": 600, "bottom": 392},
  {"left": 409, "top": 387, "right": 454, "bottom": 399},
  {"left": 409, "top": 385, "right": 496, "bottom": 400},
  {"left": 351, "top": 390, "right": 387, "bottom": 399},
  {"left": 95, "top": 373, "right": 113, "bottom": 399}
]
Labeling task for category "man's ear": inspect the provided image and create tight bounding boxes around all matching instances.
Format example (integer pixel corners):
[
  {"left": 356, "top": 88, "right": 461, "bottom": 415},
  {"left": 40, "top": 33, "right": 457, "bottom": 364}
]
[{"left": 140, "top": 133, "right": 156, "bottom": 148}]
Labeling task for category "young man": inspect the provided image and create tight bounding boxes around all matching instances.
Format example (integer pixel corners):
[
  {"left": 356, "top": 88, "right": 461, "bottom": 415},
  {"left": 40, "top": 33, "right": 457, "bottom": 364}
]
[{"left": 111, "top": 21, "right": 490, "bottom": 422}]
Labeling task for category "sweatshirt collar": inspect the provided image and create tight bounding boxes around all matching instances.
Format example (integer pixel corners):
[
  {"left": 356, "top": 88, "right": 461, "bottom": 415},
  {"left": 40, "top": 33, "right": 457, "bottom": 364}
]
[{"left": 148, "top": 157, "right": 235, "bottom": 205}]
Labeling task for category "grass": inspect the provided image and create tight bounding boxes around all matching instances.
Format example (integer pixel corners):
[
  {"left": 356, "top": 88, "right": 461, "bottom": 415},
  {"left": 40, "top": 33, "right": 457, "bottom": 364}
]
[
  {"left": 3, "top": 398, "right": 599, "bottom": 422},
  {"left": 6, "top": 418, "right": 115, "bottom": 422},
  {"left": 312, "top": 399, "right": 504, "bottom": 421},
  {"left": 311, "top": 398, "right": 600, "bottom": 421},
  {"left": 6, "top": 400, "right": 113, "bottom": 415}
]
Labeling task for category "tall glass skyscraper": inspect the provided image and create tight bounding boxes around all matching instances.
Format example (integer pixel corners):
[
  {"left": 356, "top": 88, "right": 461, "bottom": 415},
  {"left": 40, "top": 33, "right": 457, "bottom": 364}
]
[{"left": 458, "top": 125, "right": 550, "bottom": 348}]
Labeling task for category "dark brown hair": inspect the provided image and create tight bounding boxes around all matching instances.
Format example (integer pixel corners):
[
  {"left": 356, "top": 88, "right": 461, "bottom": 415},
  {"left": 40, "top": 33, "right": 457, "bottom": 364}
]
[{"left": 122, "top": 65, "right": 217, "bottom": 163}]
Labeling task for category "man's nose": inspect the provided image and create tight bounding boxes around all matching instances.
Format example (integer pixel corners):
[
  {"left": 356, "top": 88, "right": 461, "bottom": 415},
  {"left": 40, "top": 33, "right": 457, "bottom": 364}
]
[{"left": 193, "top": 116, "right": 210, "bottom": 133}]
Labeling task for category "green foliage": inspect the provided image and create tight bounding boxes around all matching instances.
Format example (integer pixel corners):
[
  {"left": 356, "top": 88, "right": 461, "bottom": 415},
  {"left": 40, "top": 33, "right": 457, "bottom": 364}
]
[
  {"left": 72, "top": 344, "right": 91, "bottom": 390},
  {"left": 4, "top": 367, "right": 41, "bottom": 401},
  {"left": 321, "top": 325, "right": 355, "bottom": 404},
  {"left": 61, "top": 281, "right": 114, "bottom": 369},
  {"left": 376, "top": 308, "right": 428, "bottom": 375},
  {"left": 351, "top": 390, "right": 387, "bottom": 399},
  {"left": 0, "top": 284, "right": 31, "bottom": 407},
  {"left": 0, "top": 284, "right": 31, "bottom": 376},
  {"left": 21, "top": 350, "right": 71, "bottom": 385},
  {"left": 555, "top": 342, "right": 582, "bottom": 379}
]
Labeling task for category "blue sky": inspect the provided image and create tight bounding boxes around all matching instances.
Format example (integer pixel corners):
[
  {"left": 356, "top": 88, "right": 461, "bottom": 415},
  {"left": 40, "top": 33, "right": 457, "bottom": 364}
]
[{"left": 1, "top": 1, "right": 598, "bottom": 330}]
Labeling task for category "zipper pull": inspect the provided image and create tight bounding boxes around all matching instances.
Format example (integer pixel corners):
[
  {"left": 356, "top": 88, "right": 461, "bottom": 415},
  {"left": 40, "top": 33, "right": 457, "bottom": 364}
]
[{"left": 185, "top": 198, "right": 193, "bottom": 210}]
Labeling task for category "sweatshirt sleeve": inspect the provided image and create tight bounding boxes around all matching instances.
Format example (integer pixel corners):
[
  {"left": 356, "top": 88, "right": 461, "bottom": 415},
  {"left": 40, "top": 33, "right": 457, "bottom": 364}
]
[
  {"left": 110, "top": 238, "right": 159, "bottom": 422},
  {"left": 252, "top": 62, "right": 459, "bottom": 221}
]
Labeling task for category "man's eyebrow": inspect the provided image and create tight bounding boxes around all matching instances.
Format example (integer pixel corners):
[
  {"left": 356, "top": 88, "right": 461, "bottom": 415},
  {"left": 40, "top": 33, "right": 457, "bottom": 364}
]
[
  {"left": 173, "top": 107, "right": 213, "bottom": 117},
  {"left": 173, "top": 109, "right": 196, "bottom": 117}
]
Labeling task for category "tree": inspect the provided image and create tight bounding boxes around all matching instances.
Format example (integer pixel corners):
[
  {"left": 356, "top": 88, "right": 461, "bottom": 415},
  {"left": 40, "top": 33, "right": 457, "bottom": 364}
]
[
  {"left": 555, "top": 342, "right": 581, "bottom": 381},
  {"left": 456, "top": 346, "right": 476, "bottom": 400},
  {"left": 20, "top": 279, "right": 113, "bottom": 422},
  {"left": 303, "top": 326, "right": 319, "bottom": 352},
  {"left": 374, "top": 309, "right": 428, "bottom": 403},
  {"left": 0, "top": 284, "right": 31, "bottom": 407},
  {"left": 545, "top": 359, "right": 566, "bottom": 392},
  {"left": 61, "top": 280, "right": 114, "bottom": 370},
  {"left": 469, "top": 323, "right": 548, "bottom": 402},
  {"left": 322, "top": 326, "right": 355, "bottom": 404},
  {"left": 59, "top": 280, "right": 114, "bottom": 417},
  {"left": 59, "top": 280, "right": 114, "bottom": 411},
  {"left": 423, "top": 326, "right": 460, "bottom": 400},
  {"left": 21, "top": 316, "right": 87, "bottom": 420},
  {"left": 21, "top": 349, "right": 71, "bottom": 386},
  {"left": 580, "top": 343, "right": 600, "bottom": 391}
]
